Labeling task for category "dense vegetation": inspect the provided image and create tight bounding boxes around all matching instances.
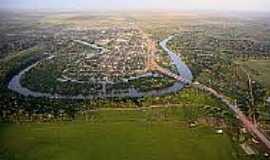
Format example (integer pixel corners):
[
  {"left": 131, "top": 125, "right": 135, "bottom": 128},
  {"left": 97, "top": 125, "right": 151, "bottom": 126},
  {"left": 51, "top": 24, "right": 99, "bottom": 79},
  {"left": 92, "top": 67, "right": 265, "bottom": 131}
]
[
  {"left": 168, "top": 30, "right": 269, "bottom": 125},
  {"left": 1, "top": 12, "right": 270, "bottom": 159}
]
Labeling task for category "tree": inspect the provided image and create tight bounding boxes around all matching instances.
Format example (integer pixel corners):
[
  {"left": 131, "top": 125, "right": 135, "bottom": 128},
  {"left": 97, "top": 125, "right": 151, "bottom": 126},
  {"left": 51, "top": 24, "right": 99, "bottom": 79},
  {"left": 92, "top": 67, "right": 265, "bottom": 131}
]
[{"left": 247, "top": 79, "right": 266, "bottom": 125}]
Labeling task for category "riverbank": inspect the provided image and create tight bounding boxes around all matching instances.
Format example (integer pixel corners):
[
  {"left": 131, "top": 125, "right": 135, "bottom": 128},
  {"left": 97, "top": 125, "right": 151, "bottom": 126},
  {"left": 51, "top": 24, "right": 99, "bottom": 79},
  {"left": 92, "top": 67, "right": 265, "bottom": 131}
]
[{"left": 8, "top": 35, "right": 193, "bottom": 99}]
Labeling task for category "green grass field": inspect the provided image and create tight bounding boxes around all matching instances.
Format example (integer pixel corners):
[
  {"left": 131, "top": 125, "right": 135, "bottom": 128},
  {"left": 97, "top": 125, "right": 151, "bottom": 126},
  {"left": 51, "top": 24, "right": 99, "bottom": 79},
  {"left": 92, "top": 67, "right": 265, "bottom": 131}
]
[
  {"left": 237, "top": 60, "right": 270, "bottom": 90},
  {"left": 0, "top": 108, "right": 243, "bottom": 160}
]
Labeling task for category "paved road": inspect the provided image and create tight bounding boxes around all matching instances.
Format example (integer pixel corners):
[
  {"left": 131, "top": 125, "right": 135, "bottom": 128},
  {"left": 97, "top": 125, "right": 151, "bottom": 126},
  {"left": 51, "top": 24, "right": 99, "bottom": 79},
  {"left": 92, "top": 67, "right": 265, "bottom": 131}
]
[
  {"left": 193, "top": 82, "right": 270, "bottom": 150},
  {"left": 154, "top": 62, "right": 191, "bottom": 84},
  {"left": 8, "top": 35, "right": 192, "bottom": 99},
  {"left": 87, "top": 104, "right": 183, "bottom": 112},
  {"left": 7, "top": 32, "right": 270, "bottom": 150}
]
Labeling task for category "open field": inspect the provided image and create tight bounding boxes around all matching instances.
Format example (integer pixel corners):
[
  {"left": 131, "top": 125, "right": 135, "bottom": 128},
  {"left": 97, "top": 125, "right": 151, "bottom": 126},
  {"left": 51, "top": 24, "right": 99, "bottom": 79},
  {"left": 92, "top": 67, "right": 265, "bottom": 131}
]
[
  {"left": 1, "top": 10, "right": 270, "bottom": 159},
  {"left": 0, "top": 108, "right": 243, "bottom": 160},
  {"left": 237, "top": 60, "right": 270, "bottom": 90}
]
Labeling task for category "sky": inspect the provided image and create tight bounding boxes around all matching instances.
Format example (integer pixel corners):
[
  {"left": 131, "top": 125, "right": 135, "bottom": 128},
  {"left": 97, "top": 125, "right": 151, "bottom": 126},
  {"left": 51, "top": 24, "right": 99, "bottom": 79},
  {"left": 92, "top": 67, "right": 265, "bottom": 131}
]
[{"left": 1, "top": 0, "right": 270, "bottom": 12}]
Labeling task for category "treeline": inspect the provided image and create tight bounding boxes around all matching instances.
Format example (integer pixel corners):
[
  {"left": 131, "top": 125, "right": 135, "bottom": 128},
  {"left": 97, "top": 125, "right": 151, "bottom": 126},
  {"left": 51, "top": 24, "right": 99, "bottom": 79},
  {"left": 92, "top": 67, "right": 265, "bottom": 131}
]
[
  {"left": 0, "top": 86, "right": 224, "bottom": 123},
  {"left": 168, "top": 31, "right": 268, "bottom": 123},
  {"left": 0, "top": 47, "right": 45, "bottom": 92}
]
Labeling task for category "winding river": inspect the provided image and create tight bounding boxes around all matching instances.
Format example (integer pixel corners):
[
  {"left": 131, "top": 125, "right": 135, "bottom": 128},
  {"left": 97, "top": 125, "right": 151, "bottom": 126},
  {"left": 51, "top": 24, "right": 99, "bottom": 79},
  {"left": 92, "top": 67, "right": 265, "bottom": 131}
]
[{"left": 8, "top": 35, "right": 193, "bottom": 99}]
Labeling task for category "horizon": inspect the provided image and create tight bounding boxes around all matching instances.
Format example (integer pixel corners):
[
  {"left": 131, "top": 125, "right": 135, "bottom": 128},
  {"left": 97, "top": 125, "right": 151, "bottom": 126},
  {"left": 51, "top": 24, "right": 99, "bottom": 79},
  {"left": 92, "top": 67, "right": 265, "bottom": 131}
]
[{"left": 1, "top": 0, "right": 270, "bottom": 12}]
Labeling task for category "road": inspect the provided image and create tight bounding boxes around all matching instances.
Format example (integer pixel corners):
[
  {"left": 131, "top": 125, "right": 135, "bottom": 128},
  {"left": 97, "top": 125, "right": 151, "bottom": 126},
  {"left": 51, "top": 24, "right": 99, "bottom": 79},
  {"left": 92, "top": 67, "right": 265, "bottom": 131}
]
[
  {"left": 7, "top": 34, "right": 192, "bottom": 99},
  {"left": 153, "top": 35, "right": 270, "bottom": 150},
  {"left": 193, "top": 82, "right": 270, "bottom": 150},
  {"left": 144, "top": 33, "right": 193, "bottom": 84},
  {"left": 7, "top": 31, "right": 270, "bottom": 150},
  {"left": 159, "top": 35, "right": 193, "bottom": 82},
  {"left": 154, "top": 62, "right": 191, "bottom": 84}
]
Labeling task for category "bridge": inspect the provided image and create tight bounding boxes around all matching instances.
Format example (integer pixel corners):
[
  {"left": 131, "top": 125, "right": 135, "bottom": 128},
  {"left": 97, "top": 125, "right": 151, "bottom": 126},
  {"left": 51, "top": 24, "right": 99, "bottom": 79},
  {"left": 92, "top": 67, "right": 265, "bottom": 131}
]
[
  {"left": 139, "top": 27, "right": 270, "bottom": 151},
  {"left": 144, "top": 35, "right": 191, "bottom": 85}
]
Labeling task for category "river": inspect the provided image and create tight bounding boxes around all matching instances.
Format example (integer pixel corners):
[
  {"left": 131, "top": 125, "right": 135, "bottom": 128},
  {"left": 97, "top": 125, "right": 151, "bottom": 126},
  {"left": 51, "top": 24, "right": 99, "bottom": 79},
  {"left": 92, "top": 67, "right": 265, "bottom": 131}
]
[{"left": 8, "top": 35, "right": 193, "bottom": 99}]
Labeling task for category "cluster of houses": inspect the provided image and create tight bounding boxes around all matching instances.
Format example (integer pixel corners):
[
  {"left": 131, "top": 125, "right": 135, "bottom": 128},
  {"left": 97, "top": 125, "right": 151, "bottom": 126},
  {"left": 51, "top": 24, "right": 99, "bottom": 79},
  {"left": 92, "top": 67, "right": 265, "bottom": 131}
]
[{"left": 58, "top": 27, "right": 148, "bottom": 83}]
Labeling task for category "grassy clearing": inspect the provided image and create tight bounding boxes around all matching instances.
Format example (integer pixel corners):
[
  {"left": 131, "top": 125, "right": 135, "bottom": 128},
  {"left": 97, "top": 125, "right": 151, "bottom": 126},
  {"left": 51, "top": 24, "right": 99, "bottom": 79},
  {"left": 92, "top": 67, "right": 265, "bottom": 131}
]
[
  {"left": 0, "top": 108, "right": 243, "bottom": 160},
  {"left": 237, "top": 60, "right": 270, "bottom": 90}
]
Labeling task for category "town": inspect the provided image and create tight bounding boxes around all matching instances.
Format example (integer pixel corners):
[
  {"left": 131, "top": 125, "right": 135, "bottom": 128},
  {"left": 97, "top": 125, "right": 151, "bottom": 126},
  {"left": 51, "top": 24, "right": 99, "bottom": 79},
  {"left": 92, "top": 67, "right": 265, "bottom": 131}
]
[{"left": 1, "top": 7, "right": 270, "bottom": 160}]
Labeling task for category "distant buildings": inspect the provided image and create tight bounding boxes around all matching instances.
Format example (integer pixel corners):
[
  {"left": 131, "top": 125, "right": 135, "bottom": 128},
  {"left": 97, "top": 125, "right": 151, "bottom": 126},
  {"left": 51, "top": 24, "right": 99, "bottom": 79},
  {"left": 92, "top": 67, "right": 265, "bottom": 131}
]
[
  {"left": 57, "top": 27, "right": 148, "bottom": 83},
  {"left": 267, "top": 97, "right": 270, "bottom": 104}
]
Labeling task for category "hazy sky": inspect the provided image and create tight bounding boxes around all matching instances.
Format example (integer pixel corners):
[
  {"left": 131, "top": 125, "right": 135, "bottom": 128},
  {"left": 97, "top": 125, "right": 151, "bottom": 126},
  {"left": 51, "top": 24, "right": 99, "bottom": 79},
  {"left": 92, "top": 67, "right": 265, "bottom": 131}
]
[{"left": 1, "top": 0, "right": 270, "bottom": 12}]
